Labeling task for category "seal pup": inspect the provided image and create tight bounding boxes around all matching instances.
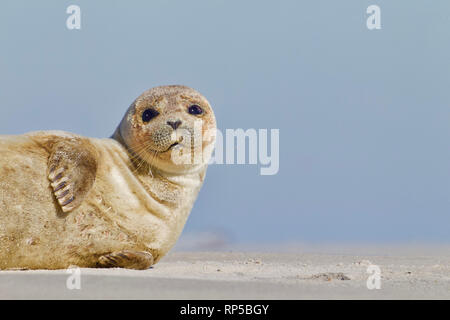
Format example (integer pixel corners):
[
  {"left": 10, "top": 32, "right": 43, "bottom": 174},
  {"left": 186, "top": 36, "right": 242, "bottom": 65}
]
[{"left": 0, "top": 85, "right": 216, "bottom": 270}]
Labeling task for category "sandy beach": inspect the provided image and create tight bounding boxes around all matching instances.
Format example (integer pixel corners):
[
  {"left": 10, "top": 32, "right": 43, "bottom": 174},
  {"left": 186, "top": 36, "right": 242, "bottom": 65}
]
[{"left": 0, "top": 247, "right": 449, "bottom": 299}]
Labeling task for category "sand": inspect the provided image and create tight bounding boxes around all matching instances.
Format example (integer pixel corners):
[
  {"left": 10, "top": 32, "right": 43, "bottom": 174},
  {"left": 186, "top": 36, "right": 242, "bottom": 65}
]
[{"left": 0, "top": 248, "right": 449, "bottom": 299}]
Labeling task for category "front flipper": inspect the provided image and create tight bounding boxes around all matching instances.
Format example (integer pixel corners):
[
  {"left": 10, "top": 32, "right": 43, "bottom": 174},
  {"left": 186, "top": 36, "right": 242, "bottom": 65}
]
[
  {"left": 97, "top": 251, "right": 154, "bottom": 270},
  {"left": 48, "top": 138, "right": 98, "bottom": 213}
]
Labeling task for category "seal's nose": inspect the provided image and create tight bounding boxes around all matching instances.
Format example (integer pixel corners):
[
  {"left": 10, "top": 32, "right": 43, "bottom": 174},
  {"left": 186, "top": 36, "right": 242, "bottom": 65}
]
[{"left": 167, "top": 120, "right": 182, "bottom": 130}]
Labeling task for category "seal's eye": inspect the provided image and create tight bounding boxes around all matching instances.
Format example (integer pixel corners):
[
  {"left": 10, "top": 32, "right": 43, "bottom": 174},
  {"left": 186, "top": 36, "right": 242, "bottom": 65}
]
[
  {"left": 142, "top": 108, "right": 159, "bottom": 122},
  {"left": 188, "top": 105, "right": 203, "bottom": 115}
]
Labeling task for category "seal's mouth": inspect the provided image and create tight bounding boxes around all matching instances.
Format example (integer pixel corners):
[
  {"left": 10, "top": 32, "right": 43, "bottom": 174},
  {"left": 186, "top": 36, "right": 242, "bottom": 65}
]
[
  {"left": 161, "top": 141, "right": 180, "bottom": 153},
  {"left": 165, "top": 135, "right": 184, "bottom": 152}
]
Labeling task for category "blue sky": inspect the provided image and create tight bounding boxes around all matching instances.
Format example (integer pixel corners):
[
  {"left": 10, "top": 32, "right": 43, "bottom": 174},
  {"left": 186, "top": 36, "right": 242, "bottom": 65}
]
[{"left": 0, "top": 1, "right": 449, "bottom": 245}]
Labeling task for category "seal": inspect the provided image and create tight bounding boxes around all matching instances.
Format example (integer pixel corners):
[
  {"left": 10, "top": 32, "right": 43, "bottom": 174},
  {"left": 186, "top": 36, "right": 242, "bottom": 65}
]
[{"left": 0, "top": 85, "right": 216, "bottom": 270}]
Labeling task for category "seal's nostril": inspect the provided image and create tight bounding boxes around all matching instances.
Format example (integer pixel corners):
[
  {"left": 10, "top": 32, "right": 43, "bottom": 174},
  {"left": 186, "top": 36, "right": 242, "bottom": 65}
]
[{"left": 167, "top": 120, "right": 182, "bottom": 130}]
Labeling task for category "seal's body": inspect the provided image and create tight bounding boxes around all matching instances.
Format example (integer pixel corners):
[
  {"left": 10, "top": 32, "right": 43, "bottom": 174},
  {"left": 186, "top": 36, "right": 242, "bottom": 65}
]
[{"left": 0, "top": 85, "right": 216, "bottom": 269}]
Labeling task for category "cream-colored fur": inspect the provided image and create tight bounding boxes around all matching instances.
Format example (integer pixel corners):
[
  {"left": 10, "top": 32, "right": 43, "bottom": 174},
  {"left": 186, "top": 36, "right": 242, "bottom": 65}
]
[{"left": 0, "top": 85, "right": 216, "bottom": 269}]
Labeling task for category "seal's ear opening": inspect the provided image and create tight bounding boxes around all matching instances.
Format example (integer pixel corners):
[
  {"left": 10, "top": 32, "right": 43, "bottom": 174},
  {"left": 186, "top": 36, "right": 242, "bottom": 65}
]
[{"left": 111, "top": 100, "right": 137, "bottom": 147}]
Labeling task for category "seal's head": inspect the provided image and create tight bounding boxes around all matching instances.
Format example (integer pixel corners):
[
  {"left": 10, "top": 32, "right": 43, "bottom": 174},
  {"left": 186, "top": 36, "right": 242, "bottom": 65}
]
[{"left": 115, "top": 85, "right": 216, "bottom": 174}]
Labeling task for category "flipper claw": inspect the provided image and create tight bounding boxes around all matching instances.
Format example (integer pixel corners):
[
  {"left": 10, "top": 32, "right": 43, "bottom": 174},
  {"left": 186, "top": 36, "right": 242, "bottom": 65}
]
[{"left": 47, "top": 138, "right": 97, "bottom": 213}]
